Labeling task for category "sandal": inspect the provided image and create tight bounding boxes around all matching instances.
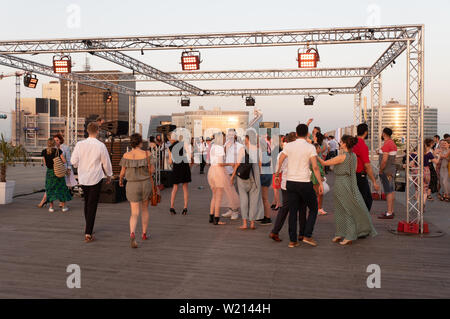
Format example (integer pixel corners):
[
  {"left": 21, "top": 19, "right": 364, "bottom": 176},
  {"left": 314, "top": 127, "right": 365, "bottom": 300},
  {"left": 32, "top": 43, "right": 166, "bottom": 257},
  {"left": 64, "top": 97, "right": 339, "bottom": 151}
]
[
  {"left": 213, "top": 217, "right": 226, "bottom": 225},
  {"left": 84, "top": 234, "right": 95, "bottom": 243},
  {"left": 438, "top": 194, "right": 444, "bottom": 201},
  {"left": 427, "top": 195, "right": 433, "bottom": 201}
]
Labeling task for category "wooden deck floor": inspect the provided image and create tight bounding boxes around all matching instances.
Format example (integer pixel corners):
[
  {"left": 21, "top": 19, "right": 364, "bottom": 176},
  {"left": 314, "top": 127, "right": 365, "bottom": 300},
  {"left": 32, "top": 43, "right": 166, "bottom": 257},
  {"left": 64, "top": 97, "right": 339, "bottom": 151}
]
[{"left": 0, "top": 167, "right": 449, "bottom": 299}]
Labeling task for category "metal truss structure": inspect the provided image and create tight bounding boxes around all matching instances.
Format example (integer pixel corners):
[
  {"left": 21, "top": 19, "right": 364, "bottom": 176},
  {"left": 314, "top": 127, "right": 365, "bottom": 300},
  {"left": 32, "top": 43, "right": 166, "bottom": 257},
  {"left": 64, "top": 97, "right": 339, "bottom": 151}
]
[
  {"left": 370, "top": 75, "right": 383, "bottom": 160},
  {"left": 136, "top": 87, "right": 357, "bottom": 97},
  {"left": 0, "top": 54, "right": 135, "bottom": 95},
  {"left": 0, "top": 25, "right": 425, "bottom": 233},
  {"left": 82, "top": 41, "right": 205, "bottom": 95},
  {"left": 81, "top": 67, "right": 370, "bottom": 82},
  {"left": 0, "top": 26, "right": 420, "bottom": 54}
]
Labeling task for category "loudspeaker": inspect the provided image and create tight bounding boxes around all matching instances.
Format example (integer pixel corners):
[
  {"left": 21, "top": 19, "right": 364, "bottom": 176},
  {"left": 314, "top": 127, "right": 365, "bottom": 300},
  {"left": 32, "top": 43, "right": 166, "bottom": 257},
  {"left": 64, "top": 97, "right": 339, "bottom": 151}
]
[
  {"left": 101, "top": 121, "right": 129, "bottom": 136},
  {"left": 160, "top": 170, "right": 173, "bottom": 188},
  {"left": 98, "top": 178, "right": 127, "bottom": 203},
  {"left": 157, "top": 124, "right": 176, "bottom": 134}
]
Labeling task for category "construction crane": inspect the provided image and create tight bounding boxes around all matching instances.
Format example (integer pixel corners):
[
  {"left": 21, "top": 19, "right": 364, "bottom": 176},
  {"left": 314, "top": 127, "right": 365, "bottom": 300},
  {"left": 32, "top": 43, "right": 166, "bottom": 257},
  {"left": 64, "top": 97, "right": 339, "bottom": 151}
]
[{"left": 0, "top": 71, "right": 25, "bottom": 144}]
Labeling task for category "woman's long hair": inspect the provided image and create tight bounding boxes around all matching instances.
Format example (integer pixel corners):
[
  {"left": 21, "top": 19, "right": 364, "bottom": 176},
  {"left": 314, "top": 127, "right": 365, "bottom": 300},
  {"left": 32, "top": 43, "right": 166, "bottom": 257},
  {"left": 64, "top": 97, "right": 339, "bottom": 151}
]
[{"left": 46, "top": 138, "right": 55, "bottom": 154}]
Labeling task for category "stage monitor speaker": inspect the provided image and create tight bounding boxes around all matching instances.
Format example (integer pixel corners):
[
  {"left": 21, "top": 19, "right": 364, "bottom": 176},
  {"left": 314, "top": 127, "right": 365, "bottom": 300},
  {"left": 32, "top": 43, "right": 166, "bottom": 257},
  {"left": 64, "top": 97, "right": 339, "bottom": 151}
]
[
  {"left": 102, "top": 121, "right": 129, "bottom": 136},
  {"left": 98, "top": 178, "right": 127, "bottom": 203}
]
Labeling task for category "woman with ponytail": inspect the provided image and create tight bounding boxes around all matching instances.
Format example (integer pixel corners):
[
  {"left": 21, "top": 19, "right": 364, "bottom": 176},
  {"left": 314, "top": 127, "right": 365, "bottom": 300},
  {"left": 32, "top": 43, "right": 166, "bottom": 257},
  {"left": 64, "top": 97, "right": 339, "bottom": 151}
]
[{"left": 318, "top": 135, "right": 377, "bottom": 245}]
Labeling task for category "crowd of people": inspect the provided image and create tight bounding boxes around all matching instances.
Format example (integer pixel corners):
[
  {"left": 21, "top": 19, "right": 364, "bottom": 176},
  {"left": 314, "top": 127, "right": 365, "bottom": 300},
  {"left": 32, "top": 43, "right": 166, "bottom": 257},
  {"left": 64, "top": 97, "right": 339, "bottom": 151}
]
[{"left": 37, "top": 119, "right": 450, "bottom": 249}]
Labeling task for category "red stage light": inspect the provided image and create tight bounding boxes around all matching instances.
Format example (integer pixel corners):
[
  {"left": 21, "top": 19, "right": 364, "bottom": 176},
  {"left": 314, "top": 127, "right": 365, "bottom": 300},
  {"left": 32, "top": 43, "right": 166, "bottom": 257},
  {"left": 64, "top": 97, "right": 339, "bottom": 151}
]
[
  {"left": 181, "top": 51, "right": 201, "bottom": 71},
  {"left": 53, "top": 55, "right": 72, "bottom": 74},
  {"left": 297, "top": 48, "right": 320, "bottom": 68}
]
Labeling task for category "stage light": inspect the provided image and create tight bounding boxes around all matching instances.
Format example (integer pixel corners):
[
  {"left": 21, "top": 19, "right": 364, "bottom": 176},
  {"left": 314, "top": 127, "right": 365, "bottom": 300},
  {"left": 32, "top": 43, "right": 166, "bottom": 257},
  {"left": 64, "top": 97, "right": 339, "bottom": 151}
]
[
  {"left": 245, "top": 96, "right": 255, "bottom": 106},
  {"left": 0, "top": 114, "right": 7, "bottom": 119},
  {"left": 297, "top": 47, "right": 320, "bottom": 68},
  {"left": 23, "top": 73, "right": 38, "bottom": 88},
  {"left": 181, "top": 97, "right": 190, "bottom": 107},
  {"left": 304, "top": 95, "right": 315, "bottom": 106},
  {"left": 103, "top": 90, "right": 112, "bottom": 103},
  {"left": 181, "top": 51, "right": 201, "bottom": 71},
  {"left": 53, "top": 55, "right": 72, "bottom": 74}
]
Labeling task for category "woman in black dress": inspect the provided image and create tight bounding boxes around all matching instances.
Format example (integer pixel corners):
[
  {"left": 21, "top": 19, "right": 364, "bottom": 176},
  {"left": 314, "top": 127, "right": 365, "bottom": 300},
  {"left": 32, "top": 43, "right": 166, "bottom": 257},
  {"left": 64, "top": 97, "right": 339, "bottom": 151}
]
[{"left": 168, "top": 133, "right": 192, "bottom": 215}]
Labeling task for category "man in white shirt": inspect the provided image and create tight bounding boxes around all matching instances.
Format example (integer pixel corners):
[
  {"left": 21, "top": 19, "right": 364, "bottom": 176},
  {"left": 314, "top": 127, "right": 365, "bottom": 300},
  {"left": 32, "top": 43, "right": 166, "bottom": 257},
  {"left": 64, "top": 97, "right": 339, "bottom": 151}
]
[
  {"left": 275, "top": 124, "right": 323, "bottom": 248},
  {"left": 222, "top": 129, "right": 243, "bottom": 219},
  {"left": 71, "top": 122, "right": 113, "bottom": 243}
]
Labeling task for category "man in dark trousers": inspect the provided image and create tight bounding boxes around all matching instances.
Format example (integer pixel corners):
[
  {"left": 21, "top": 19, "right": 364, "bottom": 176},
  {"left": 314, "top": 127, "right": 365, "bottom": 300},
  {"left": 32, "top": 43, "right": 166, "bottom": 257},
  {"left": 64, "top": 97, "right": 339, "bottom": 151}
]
[
  {"left": 71, "top": 122, "right": 113, "bottom": 243},
  {"left": 353, "top": 123, "right": 380, "bottom": 211}
]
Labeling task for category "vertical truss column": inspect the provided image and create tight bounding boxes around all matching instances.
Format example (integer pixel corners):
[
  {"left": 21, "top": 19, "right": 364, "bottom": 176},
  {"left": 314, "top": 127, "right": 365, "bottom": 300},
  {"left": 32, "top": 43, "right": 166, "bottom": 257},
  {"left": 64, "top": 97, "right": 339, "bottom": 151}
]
[
  {"left": 129, "top": 95, "right": 136, "bottom": 135},
  {"left": 15, "top": 75, "right": 20, "bottom": 145},
  {"left": 353, "top": 92, "right": 362, "bottom": 135},
  {"left": 66, "top": 78, "right": 77, "bottom": 148},
  {"left": 406, "top": 27, "right": 425, "bottom": 232},
  {"left": 74, "top": 82, "right": 78, "bottom": 145},
  {"left": 370, "top": 75, "right": 382, "bottom": 161}
]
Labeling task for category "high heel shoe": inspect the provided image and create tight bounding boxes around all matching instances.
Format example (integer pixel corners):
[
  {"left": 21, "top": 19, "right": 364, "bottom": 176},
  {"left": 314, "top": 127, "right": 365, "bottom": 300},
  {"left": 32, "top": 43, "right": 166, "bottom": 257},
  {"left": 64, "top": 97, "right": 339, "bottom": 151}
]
[
  {"left": 182, "top": 208, "right": 188, "bottom": 215},
  {"left": 130, "top": 232, "right": 138, "bottom": 248},
  {"left": 209, "top": 214, "right": 214, "bottom": 223},
  {"left": 142, "top": 233, "right": 149, "bottom": 240},
  {"left": 170, "top": 208, "right": 177, "bottom": 215}
]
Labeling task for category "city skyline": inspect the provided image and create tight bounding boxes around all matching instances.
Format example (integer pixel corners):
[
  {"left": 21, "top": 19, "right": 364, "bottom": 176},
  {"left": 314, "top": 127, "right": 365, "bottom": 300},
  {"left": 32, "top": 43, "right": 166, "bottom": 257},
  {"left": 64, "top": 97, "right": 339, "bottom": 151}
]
[{"left": 1, "top": 0, "right": 449, "bottom": 139}]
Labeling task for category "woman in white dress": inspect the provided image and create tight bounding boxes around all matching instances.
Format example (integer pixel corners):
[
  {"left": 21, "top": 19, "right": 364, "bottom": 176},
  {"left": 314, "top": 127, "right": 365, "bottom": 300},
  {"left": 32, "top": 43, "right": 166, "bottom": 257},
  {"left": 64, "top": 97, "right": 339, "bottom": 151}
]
[{"left": 208, "top": 132, "right": 240, "bottom": 225}]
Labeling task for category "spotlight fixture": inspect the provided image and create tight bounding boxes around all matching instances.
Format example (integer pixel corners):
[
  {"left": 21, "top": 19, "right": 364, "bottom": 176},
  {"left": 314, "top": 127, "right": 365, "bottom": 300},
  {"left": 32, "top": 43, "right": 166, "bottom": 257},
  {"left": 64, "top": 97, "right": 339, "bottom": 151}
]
[
  {"left": 53, "top": 55, "right": 72, "bottom": 74},
  {"left": 297, "top": 47, "right": 320, "bottom": 68},
  {"left": 181, "top": 96, "right": 190, "bottom": 107},
  {"left": 103, "top": 89, "right": 112, "bottom": 103},
  {"left": 304, "top": 95, "right": 315, "bottom": 106},
  {"left": 328, "top": 89, "right": 335, "bottom": 96},
  {"left": 0, "top": 114, "right": 7, "bottom": 119},
  {"left": 181, "top": 50, "right": 201, "bottom": 71},
  {"left": 245, "top": 96, "right": 255, "bottom": 106},
  {"left": 23, "top": 73, "right": 38, "bottom": 88}
]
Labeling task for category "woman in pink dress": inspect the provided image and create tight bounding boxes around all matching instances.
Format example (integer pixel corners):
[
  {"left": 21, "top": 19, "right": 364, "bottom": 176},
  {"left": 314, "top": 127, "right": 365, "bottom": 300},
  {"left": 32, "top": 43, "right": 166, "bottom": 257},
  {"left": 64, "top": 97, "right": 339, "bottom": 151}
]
[{"left": 208, "top": 132, "right": 240, "bottom": 225}]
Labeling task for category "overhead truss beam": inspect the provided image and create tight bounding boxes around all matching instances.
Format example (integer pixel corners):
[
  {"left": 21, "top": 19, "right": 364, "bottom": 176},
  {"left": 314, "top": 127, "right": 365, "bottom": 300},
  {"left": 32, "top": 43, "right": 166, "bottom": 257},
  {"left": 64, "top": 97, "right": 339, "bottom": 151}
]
[
  {"left": 136, "top": 87, "right": 357, "bottom": 97},
  {"left": 0, "top": 54, "right": 136, "bottom": 95},
  {"left": 82, "top": 67, "right": 371, "bottom": 82},
  {"left": 83, "top": 41, "right": 205, "bottom": 95},
  {"left": 0, "top": 25, "right": 420, "bottom": 54}
]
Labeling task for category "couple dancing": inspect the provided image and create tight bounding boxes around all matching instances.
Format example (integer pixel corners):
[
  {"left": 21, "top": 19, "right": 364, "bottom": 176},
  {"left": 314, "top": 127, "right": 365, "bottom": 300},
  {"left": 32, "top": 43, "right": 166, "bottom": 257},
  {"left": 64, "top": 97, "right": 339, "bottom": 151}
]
[{"left": 272, "top": 124, "right": 377, "bottom": 247}]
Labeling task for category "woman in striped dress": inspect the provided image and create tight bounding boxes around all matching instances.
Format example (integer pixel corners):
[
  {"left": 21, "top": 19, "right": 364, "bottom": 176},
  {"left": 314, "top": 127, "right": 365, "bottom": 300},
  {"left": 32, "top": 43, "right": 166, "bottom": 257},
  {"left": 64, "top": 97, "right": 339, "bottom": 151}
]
[{"left": 318, "top": 135, "right": 377, "bottom": 245}]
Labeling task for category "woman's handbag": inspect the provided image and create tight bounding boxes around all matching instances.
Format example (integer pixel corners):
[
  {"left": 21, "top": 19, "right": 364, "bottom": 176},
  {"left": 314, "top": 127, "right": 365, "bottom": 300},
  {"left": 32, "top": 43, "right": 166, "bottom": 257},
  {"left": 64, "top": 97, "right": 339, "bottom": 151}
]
[
  {"left": 147, "top": 151, "right": 160, "bottom": 206},
  {"left": 53, "top": 149, "right": 67, "bottom": 178}
]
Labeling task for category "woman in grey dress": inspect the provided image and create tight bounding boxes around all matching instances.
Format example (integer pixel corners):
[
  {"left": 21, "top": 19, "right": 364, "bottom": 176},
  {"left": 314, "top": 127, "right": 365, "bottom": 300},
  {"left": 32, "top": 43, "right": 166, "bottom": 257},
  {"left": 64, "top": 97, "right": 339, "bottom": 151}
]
[
  {"left": 318, "top": 135, "right": 377, "bottom": 246},
  {"left": 231, "top": 133, "right": 264, "bottom": 230},
  {"left": 119, "top": 133, "right": 155, "bottom": 248}
]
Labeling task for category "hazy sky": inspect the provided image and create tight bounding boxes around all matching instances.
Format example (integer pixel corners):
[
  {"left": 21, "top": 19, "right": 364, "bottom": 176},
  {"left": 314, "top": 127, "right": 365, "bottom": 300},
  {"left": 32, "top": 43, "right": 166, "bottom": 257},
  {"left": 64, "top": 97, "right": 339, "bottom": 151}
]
[{"left": 1, "top": 0, "right": 449, "bottom": 139}]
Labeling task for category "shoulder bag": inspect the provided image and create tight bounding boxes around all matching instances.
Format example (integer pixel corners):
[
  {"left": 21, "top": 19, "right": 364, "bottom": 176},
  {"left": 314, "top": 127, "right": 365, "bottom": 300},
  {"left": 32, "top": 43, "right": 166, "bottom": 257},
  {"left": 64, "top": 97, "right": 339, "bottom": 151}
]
[
  {"left": 147, "top": 151, "right": 160, "bottom": 206},
  {"left": 53, "top": 149, "right": 67, "bottom": 178}
]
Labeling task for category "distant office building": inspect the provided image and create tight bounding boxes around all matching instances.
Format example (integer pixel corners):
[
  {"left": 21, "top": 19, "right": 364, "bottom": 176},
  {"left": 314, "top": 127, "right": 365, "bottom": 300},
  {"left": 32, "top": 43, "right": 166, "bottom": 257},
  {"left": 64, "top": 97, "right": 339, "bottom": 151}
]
[
  {"left": 171, "top": 106, "right": 249, "bottom": 138},
  {"left": 367, "top": 99, "right": 438, "bottom": 148},
  {"left": 42, "top": 81, "right": 61, "bottom": 114},
  {"left": 11, "top": 96, "right": 84, "bottom": 152},
  {"left": 60, "top": 71, "right": 135, "bottom": 123},
  {"left": 147, "top": 115, "right": 172, "bottom": 139}
]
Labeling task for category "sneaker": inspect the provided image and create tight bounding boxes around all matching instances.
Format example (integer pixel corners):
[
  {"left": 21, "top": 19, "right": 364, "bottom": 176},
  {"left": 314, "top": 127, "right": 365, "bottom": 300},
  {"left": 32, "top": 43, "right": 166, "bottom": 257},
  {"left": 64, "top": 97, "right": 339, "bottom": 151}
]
[
  {"left": 231, "top": 212, "right": 240, "bottom": 220},
  {"left": 378, "top": 212, "right": 395, "bottom": 219},
  {"left": 222, "top": 210, "right": 234, "bottom": 218},
  {"left": 256, "top": 217, "right": 265, "bottom": 222},
  {"left": 48, "top": 207, "right": 55, "bottom": 213},
  {"left": 61, "top": 207, "right": 69, "bottom": 212},
  {"left": 302, "top": 237, "right": 318, "bottom": 247},
  {"left": 288, "top": 241, "right": 300, "bottom": 248},
  {"left": 260, "top": 217, "right": 272, "bottom": 225}
]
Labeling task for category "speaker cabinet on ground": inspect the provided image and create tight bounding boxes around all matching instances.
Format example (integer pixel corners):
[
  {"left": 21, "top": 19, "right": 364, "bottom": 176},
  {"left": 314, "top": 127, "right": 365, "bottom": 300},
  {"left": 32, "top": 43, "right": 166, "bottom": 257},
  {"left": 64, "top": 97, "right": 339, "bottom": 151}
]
[{"left": 98, "top": 178, "right": 127, "bottom": 203}]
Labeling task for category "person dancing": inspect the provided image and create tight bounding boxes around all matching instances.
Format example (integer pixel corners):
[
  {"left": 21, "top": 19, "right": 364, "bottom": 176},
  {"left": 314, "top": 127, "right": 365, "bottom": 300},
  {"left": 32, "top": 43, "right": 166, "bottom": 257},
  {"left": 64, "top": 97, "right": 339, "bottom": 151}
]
[
  {"left": 208, "top": 132, "right": 240, "bottom": 225},
  {"left": 318, "top": 135, "right": 377, "bottom": 245}
]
